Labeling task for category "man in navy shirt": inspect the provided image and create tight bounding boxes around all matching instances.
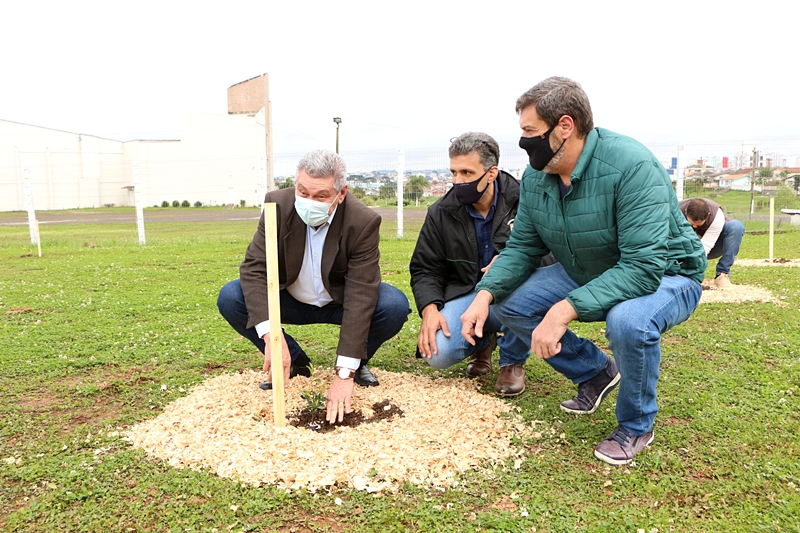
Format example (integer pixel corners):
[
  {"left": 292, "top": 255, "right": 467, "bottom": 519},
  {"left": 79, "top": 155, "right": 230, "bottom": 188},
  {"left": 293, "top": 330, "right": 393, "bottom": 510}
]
[{"left": 410, "top": 132, "right": 551, "bottom": 396}]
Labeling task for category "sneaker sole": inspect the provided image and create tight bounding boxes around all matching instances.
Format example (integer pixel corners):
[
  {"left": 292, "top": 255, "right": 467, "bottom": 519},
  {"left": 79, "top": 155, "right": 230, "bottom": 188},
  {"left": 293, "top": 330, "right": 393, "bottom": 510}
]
[
  {"left": 593, "top": 432, "right": 655, "bottom": 466},
  {"left": 559, "top": 371, "right": 621, "bottom": 415}
]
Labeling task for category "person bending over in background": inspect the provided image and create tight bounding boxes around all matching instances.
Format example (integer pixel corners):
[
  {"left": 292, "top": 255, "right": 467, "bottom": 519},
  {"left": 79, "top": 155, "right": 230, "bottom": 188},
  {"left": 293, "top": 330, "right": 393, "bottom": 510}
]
[{"left": 680, "top": 197, "right": 745, "bottom": 289}]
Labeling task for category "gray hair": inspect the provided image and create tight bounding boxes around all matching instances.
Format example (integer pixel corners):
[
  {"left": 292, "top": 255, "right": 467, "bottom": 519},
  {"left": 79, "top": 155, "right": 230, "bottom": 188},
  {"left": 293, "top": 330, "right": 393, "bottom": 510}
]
[
  {"left": 515, "top": 77, "right": 594, "bottom": 138},
  {"left": 296, "top": 149, "right": 348, "bottom": 191},
  {"left": 448, "top": 132, "right": 500, "bottom": 170}
]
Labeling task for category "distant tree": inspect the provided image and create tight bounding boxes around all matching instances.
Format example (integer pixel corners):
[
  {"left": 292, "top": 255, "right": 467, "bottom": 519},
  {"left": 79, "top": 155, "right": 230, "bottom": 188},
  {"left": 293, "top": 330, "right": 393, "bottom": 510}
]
[
  {"left": 181, "top": 200, "right": 190, "bottom": 207},
  {"left": 404, "top": 175, "right": 427, "bottom": 206},
  {"left": 280, "top": 178, "right": 294, "bottom": 189},
  {"left": 194, "top": 201, "right": 202, "bottom": 208},
  {"left": 775, "top": 185, "right": 799, "bottom": 209},
  {"left": 687, "top": 177, "right": 704, "bottom": 197},
  {"left": 172, "top": 200, "right": 180, "bottom": 207},
  {"left": 756, "top": 167, "right": 774, "bottom": 185},
  {"left": 161, "top": 201, "right": 169, "bottom": 208},
  {"left": 350, "top": 186, "right": 367, "bottom": 200},
  {"left": 776, "top": 170, "right": 798, "bottom": 193},
  {"left": 379, "top": 184, "right": 396, "bottom": 199},
  {"left": 749, "top": 167, "right": 773, "bottom": 214}
]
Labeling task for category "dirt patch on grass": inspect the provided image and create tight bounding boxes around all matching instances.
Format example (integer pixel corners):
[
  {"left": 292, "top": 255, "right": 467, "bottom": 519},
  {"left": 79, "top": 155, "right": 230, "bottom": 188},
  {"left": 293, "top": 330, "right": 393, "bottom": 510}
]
[
  {"left": 0, "top": 492, "right": 30, "bottom": 531},
  {"left": 15, "top": 366, "right": 156, "bottom": 431},
  {"left": 51, "top": 366, "right": 157, "bottom": 390},
  {"left": 699, "top": 281, "right": 778, "bottom": 304},
  {"left": 17, "top": 391, "right": 124, "bottom": 432},
  {"left": 127, "top": 369, "right": 539, "bottom": 492},
  {"left": 68, "top": 402, "right": 124, "bottom": 429},
  {"left": 734, "top": 258, "right": 800, "bottom": 267}
]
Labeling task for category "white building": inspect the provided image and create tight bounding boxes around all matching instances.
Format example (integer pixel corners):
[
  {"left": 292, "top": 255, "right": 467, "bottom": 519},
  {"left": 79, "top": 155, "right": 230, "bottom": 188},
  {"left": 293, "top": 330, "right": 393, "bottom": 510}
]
[{"left": 0, "top": 75, "right": 279, "bottom": 212}]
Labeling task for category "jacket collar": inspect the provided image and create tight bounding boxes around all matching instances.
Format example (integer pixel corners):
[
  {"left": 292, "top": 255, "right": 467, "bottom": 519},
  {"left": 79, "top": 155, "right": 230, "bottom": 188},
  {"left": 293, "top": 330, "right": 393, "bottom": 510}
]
[
  {"left": 538, "top": 128, "right": 599, "bottom": 199},
  {"left": 570, "top": 128, "right": 600, "bottom": 183}
]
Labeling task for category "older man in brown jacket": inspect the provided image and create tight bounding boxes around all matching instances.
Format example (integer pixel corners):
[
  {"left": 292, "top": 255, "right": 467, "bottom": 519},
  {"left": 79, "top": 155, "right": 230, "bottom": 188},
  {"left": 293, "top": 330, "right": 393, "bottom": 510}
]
[{"left": 217, "top": 150, "right": 409, "bottom": 423}]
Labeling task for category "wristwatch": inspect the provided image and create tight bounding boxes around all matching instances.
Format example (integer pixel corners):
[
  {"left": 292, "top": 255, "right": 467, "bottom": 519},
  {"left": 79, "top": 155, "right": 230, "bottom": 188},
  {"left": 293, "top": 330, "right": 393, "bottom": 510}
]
[{"left": 336, "top": 366, "right": 356, "bottom": 380}]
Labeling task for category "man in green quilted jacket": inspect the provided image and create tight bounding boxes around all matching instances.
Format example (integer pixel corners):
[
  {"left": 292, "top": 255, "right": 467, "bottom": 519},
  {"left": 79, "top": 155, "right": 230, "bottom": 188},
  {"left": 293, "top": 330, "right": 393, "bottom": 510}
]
[{"left": 461, "top": 77, "right": 707, "bottom": 466}]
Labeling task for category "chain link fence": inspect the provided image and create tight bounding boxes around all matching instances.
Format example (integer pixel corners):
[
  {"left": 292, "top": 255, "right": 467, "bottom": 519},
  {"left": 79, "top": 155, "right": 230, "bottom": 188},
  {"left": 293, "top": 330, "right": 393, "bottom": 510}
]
[{"left": 2, "top": 140, "right": 799, "bottom": 243}]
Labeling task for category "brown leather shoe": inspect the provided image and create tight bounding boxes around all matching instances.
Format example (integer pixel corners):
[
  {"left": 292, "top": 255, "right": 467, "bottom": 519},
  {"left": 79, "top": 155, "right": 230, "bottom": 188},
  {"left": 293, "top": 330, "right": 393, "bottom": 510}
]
[
  {"left": 466, "top": 333, "right": 496, "bottom": 377},
  {"left": 495, "top": 364, "right": 526, "bottom": 397}
]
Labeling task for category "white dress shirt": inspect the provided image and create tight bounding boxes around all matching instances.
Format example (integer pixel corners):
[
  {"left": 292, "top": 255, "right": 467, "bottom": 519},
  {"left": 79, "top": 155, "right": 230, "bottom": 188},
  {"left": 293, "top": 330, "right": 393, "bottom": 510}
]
[
  {"left": 255, "top": 207, "right": 360, "bottom": 370},
  {"left": 700, "top": 208, "right": 725, "bottom": 255}
]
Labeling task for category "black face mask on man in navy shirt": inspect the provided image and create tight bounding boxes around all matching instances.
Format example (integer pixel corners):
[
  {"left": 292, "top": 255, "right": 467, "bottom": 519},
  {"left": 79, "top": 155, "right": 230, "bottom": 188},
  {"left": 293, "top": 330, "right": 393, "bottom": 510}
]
[{"left": 453, "top": 167, "right": 491, "bottom": 206}]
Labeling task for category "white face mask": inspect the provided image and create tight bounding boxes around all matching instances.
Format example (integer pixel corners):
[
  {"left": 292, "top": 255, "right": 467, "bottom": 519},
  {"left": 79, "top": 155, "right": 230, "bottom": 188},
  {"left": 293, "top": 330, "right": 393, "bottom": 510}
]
[{"left": 294, "top": 190, "right": 341, "bottom": 227}]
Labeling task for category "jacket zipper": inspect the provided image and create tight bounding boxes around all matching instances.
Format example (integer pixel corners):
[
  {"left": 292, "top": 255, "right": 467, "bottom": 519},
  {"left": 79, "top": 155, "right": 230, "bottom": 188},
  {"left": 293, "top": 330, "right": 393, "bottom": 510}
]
[{"left": 558, "top": 181, "right": 587, "bottom": 276}]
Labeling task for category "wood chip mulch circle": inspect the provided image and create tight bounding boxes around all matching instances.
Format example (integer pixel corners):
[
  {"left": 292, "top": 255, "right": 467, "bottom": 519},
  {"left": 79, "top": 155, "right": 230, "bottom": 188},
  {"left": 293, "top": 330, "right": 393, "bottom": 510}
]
[
  {"left": 126, "top": 370, "right": 539, "bottom": 492},
  {"left": 697, "top": 258, "right": 799, "bottom": 303},
  {"left": 699, "top": 281, "right": 778, "bottom": 304}
]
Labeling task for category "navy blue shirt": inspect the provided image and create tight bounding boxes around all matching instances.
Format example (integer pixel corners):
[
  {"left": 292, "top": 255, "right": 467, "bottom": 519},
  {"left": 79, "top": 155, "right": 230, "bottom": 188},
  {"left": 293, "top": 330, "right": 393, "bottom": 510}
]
[
  {"left": 464, "top": 181, "right": 499, "bottom": 271},
  {"left": 558, "top": 179, "right": 571, "bottom": 198}
]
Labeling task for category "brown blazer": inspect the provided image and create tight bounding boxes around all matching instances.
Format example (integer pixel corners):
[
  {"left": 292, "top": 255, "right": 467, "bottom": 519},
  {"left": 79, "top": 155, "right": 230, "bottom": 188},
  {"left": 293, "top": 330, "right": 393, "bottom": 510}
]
[{"left": 239, "top": 187, "right": 381, "bottom": 359}]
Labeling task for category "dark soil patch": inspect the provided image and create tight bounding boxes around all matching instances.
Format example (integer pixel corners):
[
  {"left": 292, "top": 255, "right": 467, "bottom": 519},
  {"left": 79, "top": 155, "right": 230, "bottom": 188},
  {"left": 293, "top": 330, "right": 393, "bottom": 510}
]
[
  {"left": 13, "top": 366, "right": 156, "bottom": 433},
  {"left": 288, "top": 399, "right": 404, "bottom": 433},
  {"left": 746, "top": 230, "right": 786, "bottom": 235}
]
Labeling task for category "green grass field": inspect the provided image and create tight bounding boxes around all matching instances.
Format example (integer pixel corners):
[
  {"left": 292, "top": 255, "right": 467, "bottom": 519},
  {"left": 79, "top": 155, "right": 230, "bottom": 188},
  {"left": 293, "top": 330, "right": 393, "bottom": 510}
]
[{"left": 1, "top": 212, "right": 799, "bottom": 532}]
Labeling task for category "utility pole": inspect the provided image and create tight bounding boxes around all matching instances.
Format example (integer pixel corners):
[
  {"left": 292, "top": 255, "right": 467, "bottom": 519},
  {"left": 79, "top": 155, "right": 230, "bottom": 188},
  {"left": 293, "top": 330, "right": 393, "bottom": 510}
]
[
  {"left": 333, "top": 117, "right": 341, "bottom": 154},
  {"left": 264, "top": 73, "right": 275, "bottom": 192},
  {"left": 749, "top": 147, "right": 758, "bottom": 215}
]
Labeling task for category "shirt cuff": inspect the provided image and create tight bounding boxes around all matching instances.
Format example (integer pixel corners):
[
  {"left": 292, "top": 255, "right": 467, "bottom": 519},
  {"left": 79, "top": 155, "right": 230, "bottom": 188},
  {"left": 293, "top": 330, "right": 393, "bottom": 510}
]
[
  {"left": 255, "top": 320, "right": 270, "bottom": 338},
  {"left": 336, "top": 355, "right": 361, "bottom": 370}
]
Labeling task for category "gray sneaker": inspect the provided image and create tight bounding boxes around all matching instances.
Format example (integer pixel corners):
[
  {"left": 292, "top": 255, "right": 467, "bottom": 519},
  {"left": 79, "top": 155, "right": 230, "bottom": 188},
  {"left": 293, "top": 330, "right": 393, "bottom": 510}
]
[
  {"left": 560, "top": 358, "right": 620, "bottom": 414},
  {"left": 594, "top": 426, "right": 654, "bottom": 465}
]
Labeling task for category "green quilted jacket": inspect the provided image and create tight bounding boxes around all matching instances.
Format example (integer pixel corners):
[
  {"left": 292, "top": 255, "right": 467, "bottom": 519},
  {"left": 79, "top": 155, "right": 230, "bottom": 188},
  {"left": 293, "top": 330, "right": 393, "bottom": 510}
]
[{"left": 476, "top": 128, "right": 707, "bottom": 321}]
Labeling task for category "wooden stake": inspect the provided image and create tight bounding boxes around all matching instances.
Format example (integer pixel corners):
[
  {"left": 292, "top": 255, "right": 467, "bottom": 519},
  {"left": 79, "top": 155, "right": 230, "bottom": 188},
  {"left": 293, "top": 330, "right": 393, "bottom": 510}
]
[
  {"left": 769, "top": 197, "right": 774, "bottom": 263},
  {"left": 264, "top": 203, "right": 286, "bottom": 427}
]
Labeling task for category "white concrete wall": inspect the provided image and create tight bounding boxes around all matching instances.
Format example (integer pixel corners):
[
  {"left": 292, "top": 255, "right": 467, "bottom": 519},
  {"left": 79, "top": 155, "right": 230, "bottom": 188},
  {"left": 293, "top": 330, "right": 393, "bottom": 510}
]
[
  {"left": 0, "top": 112, "right": 269, "bottom": 212},
  {"left": 175, "top": 111, "right": 267, "bottom": 207}
]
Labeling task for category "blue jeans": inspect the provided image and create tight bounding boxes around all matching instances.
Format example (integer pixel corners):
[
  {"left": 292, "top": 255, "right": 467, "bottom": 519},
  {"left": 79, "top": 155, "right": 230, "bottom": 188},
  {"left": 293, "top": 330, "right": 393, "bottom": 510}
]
[
  {"left": 494, "top": 263, "right": 701, "bottom": 435},
  {"left": 423, "top": 292, "right": 530, "bottom": 369},
  {"left": 217, "top": 279, "right": 410, "bottom": 365},
  {"left": 707, "top": 219, "right": 745, "bottom": 276}
]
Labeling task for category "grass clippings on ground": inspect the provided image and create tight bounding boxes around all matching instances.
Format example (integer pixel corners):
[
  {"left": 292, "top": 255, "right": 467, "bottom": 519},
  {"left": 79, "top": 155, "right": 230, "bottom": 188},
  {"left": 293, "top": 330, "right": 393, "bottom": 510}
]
[{"left": 126, "top": 369, "right": 540, "bottom": 492}]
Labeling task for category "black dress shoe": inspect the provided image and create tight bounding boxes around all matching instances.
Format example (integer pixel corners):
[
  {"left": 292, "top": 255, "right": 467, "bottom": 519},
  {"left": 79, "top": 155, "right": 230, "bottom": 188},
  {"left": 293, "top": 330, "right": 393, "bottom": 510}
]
[
  {"left": 353, "top": 366, "right": 379, "bottom": 387},
  {"left": 290, "top": 362, "right": 311, "bottom": 378},
  {"left": 259, "top": 361, "right": 311, "bottom": 390}
]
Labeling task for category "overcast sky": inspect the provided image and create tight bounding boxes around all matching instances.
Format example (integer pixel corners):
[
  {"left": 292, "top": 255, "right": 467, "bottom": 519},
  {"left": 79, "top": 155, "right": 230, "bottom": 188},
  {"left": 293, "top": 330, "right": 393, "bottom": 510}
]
[{"left": 2, "top": 0, "right": 797, "bottom": 157}]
